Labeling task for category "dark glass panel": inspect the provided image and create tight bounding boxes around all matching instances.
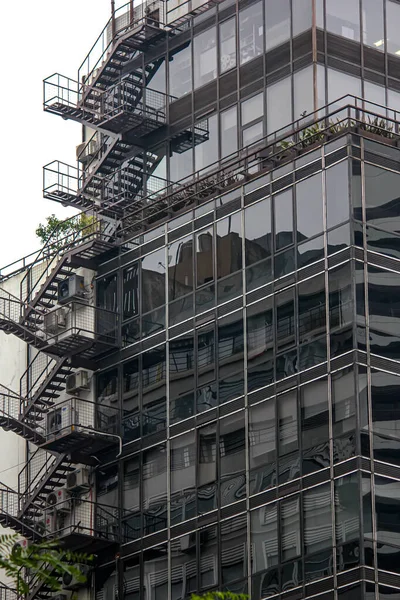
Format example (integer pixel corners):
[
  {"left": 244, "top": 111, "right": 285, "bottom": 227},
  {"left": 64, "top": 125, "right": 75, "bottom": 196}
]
[
  {"left": 144, "top": 544, "right": 168, "bottom": 599},
  {"left": 123, "top": 263, "right": 139, "bottom": 320},
  {"left": 122, "top": 318, "right": 140, "bottom": 346},
  {"left": 170, "top": 533, "right": 197, "bottom": 600},
  {"left": 168, "top": 235, "right": 193, "bottom": 301},
  {"left": 332, "top": 368, "right": 356, "bottom": 462},
  {"left": 326, "top": 160, "right": 350, "bottom": 229},
  {"left": 281, "top": 559, "right": 302, "bottom": 592},
  {"left": 328, "top": 262, "right": 353, "bottom": 331},
  {"left": 123, "top": 457, "right": 140, "bottom": 515},
  {"left": 246, "top": 257, "right": 272, "bottom": 292},
  {"left": 366, "top": 226, "right": 400, "bottom": 261},
  {"left": 142, "top": 306, "right": 165, "bottom": 337},
  {"left": 196, "top": 227, "right": 214, "bottom": 288},
  {"left": 122, "top": 359, "right": 139, "bottom": 442},
  {"left": 169, "top": 333, "right": 195, "bottom": 425},
  {"left": 220, "top": 413, "right": 246, "bottom": 506},
  {"left": 371, "top": 370, "right": 400, "bottom": 467},
  {"left": 304, "top": 483, "right": 332, "bottom": 555},
  {"left": 304, "top": 550, "right": 332, "bottom": 583},
  {"left": 142, "top": 249, "right": 166, "bottom": 313},
  {"left": 196, "top": 283, "right": 215, "bottom": 314},
  {"left": 221, "top": 515, "right": 247, "bottom": 584},
  {"left": 249, "top": 398, "right": 276, "bottom": 493},
  {"left": 199, "top": 526, "right": 218, "bottom": 590},
  {"left": 276, "top": 287, "right": 295, "bottom": 350},
  {"left": 97, "top": 273, "right": 117, "bottom": 312},
  {"left": 365, "top": 164, "right": 400, "bottom": 232},
  {"left": 216, "top": 212, "right": 242, "bottom": 279},
  {"left": 335, "top": 473, "right": 360, "bottom": 546},
  {"left": 142, "top": 445, "right": 167, "bottom": 534},
  {"left": 296, "top": 173, "right": 323, "bottom": 242},
  {"left": 170, "top": 432, "right": 196, "bottom": 525},
  {"left": 336, "top": 541, "right": 360, "bottom": 573},
  {"left": 142, "top": 346, "right": 166, "bottom": 436},
  {"left": 377, "top": 544, "right": 400, "bottom": 575},
  {"left": 247, "top": 297, "right": 274, "bottom": 392},
  {"left": 218, "top": 311, "right": 244, "bottom": 404},
  {"left": 368, "top": 267, "right": 400, "bottom": 360},
  {"left": 301, "top": 378, "right": 330, "bottom": 474},
  {"left": 375, "top": 476, "right": 400, "bottom": 547},
  {"left": 298, "top": 274, "right": 326, "bottom": 343},
  {"left": 297, "top": 235, "right": 324, "bottom": 269},
  {"left": 169, "top": 294, "right": 193, "bottom": 326},
  {"left": 327, "top": 223, "right": 351, "bottom": 255},
  {"left": 274, "top": 247, "right": 295, "bottom": 279},
  {"left": 251, "top": 503, "right": 278, "bottom": 574},
  {"left": 281, "top": 496, "right": 301, "bottom": 561}
]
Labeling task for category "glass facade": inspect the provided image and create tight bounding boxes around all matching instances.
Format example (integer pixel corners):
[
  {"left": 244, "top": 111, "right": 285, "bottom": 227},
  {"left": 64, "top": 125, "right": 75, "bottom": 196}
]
[{"left": 90, "top": 2, "right": 400, "bottom": 600}]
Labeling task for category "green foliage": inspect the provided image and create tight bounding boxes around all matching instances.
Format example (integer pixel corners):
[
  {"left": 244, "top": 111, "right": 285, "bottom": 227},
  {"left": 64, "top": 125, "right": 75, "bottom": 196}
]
[
  {"left": 0, "top": 534, "right": 93, "bottom": 595},
  {"left": 191, "top": 593, "right": 249, "bottom": 600},
  {"left": 35, "top": 213, "right": 97, "bottom": 248}
]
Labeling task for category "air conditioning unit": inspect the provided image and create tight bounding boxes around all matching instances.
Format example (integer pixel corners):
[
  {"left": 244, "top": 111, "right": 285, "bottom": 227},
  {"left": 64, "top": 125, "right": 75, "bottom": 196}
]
[
  {"left": 43, "top": 308, "right": 67, "bottom": 335},
  {"left": 62, "top": 564, "right": 91, "bottom": 590},
  {"left": 53, "top": 594, "right": 68, "bottom": 600},
  {"left": 66, "top": 468, "right": 90, "bottom": 492},
  {"left": 45, "top": 511, "right": 58, "bottom": 534},
  {"left": 47, "top": 488, "right": 70, "bottom": 513},
  {"left": 46, "top": 405, "right": 77, "bottom": 436},
  {"left": 66, "top": 370, "right": 89, "bottom": 394},
  {"left": 58, "top": 275, "right": 85, "bottom": 305}
]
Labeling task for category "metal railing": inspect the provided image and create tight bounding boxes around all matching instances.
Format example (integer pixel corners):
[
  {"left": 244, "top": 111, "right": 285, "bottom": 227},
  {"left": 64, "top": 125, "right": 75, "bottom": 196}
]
[
  {"left": 40, "top": 396, "right": 119, "bottom": 442},
  {"left": 78, "top": 0, "right": 166, "bottom": 86},
  {"left": 0, "top": 384, "right": 24, "bottom": 425},
  {"left": 120, "top": 94, "right": 400, "bottom": 238},
  {"left": 19, "top": 352, "right": 56, "bottom": 401},
  {"left": 20, "top": 213, "right": 118, "bottom": 307},
  {"left": 18, "top": 448, "right": 56, "bottom": 500}
]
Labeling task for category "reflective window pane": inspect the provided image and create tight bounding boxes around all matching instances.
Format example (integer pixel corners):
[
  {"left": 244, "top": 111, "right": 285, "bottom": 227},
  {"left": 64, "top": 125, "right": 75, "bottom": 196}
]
[
  {"left": 142, "top": 249, "right": 166, "bottom": 313},
  {"left": 241, "top": 92, "right": 264, "bottom": 126},
  {"left": 386, "top": 0, "right": 400, "bottom": 56},
  {"left": 326, "top": 160, "right": 350, "bottom": 229},
  {"left": 304, "top": 483, "right": 332, "bottom": 554},
  {"left": 265, "top": 0, "right": 290, "bottom": 51},
  {"left": 326, "top": 0, "right": 360, "bottom": 41},
  {"left": 169, "top": 42, "right": 192, "bottom": 97},
  {"left": 194, "top": 27, "right": 217, "bottom": 88},
  {"left": 296, "top": 173, "right": 323, "bottom": 241},
  {"left": 274, "top": 188, "right": 293, "bottom": 250},
  {"left": 363, "top": 0, "right": 384, "bottom": 50},
  {"left": 221, "top": 105, "right": 238, "bottom": 158},
  {"left": 239, "top": 1, "right": 264, "bottom": 65},
  {"left": 244, "top": 197, "right": 272, "bottom": 266},
  {"left": 220, "top": 17, "right": 236, "bottom": 73}
]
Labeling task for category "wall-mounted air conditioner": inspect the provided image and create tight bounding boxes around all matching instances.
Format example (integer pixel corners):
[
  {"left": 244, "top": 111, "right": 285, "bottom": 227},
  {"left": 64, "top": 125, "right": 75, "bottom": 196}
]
[
  {"left": 45, "top": 511, "right": 58, "bottom": 534},
  {"left": 58, "top": 275, "right": 85, "bottom": 305},
  {"left": 62, "top": 564, "right": 91, "bottom": 590},
  {"left": 43, "top": 308, "right": 67, "bottom": 334},
  {"left": 47, "top": 488, "right": 70, "bottom": 513},
  {"left": 66, "top": 468, "right": 90, "bottom": 492},
  {"left": 66, "top": 370, "right": 89, "bottom": 394},
  {"left": 46, "top": 405, "right": 77, "bottom": 436}
]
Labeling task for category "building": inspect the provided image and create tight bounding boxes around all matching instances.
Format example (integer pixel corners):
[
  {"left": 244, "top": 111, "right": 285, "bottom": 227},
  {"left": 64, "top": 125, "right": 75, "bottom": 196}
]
[{"left": 2, "top": 0, "right": 400, "bottom": 599}]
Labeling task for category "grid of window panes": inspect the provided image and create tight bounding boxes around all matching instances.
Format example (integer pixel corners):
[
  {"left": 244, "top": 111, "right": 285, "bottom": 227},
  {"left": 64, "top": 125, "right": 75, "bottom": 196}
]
[
  {"left": 143, "top": 0, "right": 400, "bottom": 189},
  {"left": 95, "top": 133, "right": 400, "bottom": 599}
]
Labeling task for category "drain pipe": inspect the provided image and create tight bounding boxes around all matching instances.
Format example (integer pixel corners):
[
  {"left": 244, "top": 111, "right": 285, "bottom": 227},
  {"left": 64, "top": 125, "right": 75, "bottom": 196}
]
[{"left": 111, "top": 0, "right": 116, "bottom": 39}]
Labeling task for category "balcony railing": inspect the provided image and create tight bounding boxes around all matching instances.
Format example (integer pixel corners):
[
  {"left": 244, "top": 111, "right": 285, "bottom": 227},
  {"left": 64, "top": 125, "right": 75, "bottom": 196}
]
[
  {"left": 38, "top": 396, "right": 119, "bottom": 460},
  {"left": 119, "top": 94, "right": 400, "bottom": 238},
  {"left": 78, "top": 0, "right": 166, "bottom": 86},
  {"left": 44, "top": 73, "right": 169, "bottom": 135}
]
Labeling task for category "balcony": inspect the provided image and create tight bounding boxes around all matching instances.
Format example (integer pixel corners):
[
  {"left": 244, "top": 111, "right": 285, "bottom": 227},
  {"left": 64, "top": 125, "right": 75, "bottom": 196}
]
[
  {"left": 44, "top": 74, "right": 168, "bottom": 137},
  {"left": 45, "top": 496, "right": 122, "bottom": 551},
  {"left": 38, "top": 301, "right": 118, "bottom": 359},
  {"left": 38, "top": 397, "right": 119, "bottom": 463}
]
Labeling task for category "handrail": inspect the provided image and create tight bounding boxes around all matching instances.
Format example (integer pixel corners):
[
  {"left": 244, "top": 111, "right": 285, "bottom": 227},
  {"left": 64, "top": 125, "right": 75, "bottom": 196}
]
[
  {"left": 78, "top": 0, "right": 165, "bottom": 86},
  {"left": 19, "top": 353, "right": 56, "bottom": 405},
  {"left": 119, "top": 94, "right": 400, "bottom": 237}
]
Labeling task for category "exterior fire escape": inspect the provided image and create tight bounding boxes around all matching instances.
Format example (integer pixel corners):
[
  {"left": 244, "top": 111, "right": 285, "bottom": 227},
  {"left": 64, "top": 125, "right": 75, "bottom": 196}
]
[{"left": 0, "top": 1, "right": 220, "bottom": 597}]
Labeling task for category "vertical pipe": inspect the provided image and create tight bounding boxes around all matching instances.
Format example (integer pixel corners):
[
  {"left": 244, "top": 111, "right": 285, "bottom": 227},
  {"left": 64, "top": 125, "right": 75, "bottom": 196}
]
[
  {"left": 111, "top": 0, "right": 116, "bottom": 39},
  {"left": 312, "top": 0, "right": 318, "bottom": 113},
  {"left": 130, "top": 0, "right": 134, "bottom": 23}
]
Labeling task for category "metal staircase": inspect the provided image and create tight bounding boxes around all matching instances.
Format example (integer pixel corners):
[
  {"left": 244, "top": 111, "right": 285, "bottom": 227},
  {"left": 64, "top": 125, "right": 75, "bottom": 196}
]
[
  {"left": 18, "top": 451, "right": 74, "bottom": 521},
  {"left": 20, "top": 355, "right": 74, "bottom": 424},
  {"left": 0, "top": 384, "right": 45, "bottom": 445},
  {"left": 20, "top": 215, "right": 118, "bottom": 326},
  {"left": 0, "top": 483, "right": 43, "bottom": 541}
]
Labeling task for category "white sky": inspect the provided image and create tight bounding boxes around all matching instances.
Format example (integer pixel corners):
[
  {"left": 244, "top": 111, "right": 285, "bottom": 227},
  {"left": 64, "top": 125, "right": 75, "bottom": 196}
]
[{"left": 0, "top": 0, "right": 129, "bottom": 272}]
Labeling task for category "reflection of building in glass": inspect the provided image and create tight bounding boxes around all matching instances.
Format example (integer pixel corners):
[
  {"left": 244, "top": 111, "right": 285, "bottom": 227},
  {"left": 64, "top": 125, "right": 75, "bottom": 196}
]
[{"left": 3, "top": 1, "right": 400, "bottom": 600}]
